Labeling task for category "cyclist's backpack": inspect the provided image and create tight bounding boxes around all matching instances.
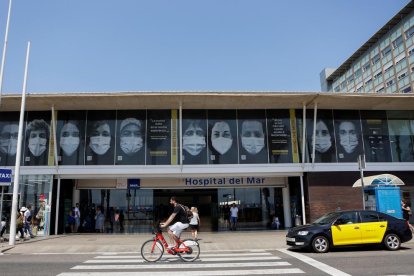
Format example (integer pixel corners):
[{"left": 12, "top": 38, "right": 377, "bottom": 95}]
[{"left": 180, "top": 204, "right": 193, "bottom": 222}]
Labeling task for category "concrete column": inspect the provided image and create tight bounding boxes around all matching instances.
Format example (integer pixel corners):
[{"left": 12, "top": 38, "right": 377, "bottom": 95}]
[
  {"left": 72, "top": 183, "right": 80, "bottom": 205},
  {"left": 282, "top": 184, "right": 292, "bottom": 228}
]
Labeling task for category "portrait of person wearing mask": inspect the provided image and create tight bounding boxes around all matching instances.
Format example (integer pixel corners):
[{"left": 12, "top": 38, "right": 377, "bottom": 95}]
[
  {"left": 312, "top": 119, "right": 336, "bottom": 163},
  {"left": 209, "top": 120, "right": 237, "bottom": 164},
  {"left": 58, "top": 120, "right": 83, "bottom": 165},
  {"left": 24, "top": 119, "right": 50, "bottom": 166},
  {"left": 239, "top": 120, "right": 267, "bottom": 163},
  {"left": 116, "top": 118, "right": 145, "bottom": 165},
  {"left": 336, "top": 120, "right": 362, "bottom": 162},
  {"left": 86, "top": 120, "right": 114, "bottom": 165},
  {"left": 182, "top": 120, "right": 207, "bottom": 164},
  {"left": 0, "top": 123, "right": 19, "bottom": 166}
]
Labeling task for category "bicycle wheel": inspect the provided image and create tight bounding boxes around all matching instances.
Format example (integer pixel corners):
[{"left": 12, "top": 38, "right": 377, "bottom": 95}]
[
  {"left": 178, "top": 239, "right": 200, "bottom": 262},
  {"left": 141, "top": 239, "right": 164, "bottom": 262}
]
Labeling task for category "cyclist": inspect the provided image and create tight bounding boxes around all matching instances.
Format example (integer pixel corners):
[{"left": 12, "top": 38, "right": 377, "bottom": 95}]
[{"left": 160, "top": 197, "right": 189, "bottom": 248}]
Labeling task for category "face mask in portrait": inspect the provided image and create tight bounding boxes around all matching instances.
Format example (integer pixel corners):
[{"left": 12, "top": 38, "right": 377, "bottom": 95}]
[
  {"left": 28, "top": 131, "right": 47, "bottom": 157},
  {"left": 120, "top": 137, "right": 143, "bottom": 155},
  {"left": 314, "top": 121, "right": 332, "bottom": 153},
  {"left": 212, "top": 137, "right": 233, "bottom": 155},
  {"left": 211, "top": 121, "right": 233, "bottom": 155},
  {"left": 90, "top": 136, "right": 111, "bottom": 155},
  {"left": 60, "top": 123, "right": 80, "bottom": 156},
  {"left": 241, "top": 137, "right": 265, "bottom": 155},
  {"left": 0, "top": 124, "right": 18, "bottom": 156},
  {"left": 339, "top": 122, "right": 359, "bottom": 154},
  {"left": 241, "top": 121, "right": 265, "bottom": 155},
  {"left": 183, "top": 124, "right": 206, "bottom": 156}
]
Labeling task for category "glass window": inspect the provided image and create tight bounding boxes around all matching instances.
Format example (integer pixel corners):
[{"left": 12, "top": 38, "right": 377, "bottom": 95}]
[
  {"left": 115, "top": 110, "right": 146, "bottom": 165},
  {"left": 363, "top": 62, "right": 371, "bottom": 72},
  {"left": 371, "top": 53, "right": 380, "bottom": 65},
  {"left": 361, "top": 211, "right": 379, "bottom": 222},
  {"left": 392, "top": 35, "right": 403, "bottom": 49},
  {"left": 387, "top": 111, "right": 414, "bottom": 162},
  {"left": 85, "top": 111, "right": 116, "bottom": 165},
  {"left": 406, "top": 26, "right": 414, "bottom": 39},
  {"left": 237, "top": 110, "right": 268, "bottom": 164},
  {"left": 0, "top": 112, "right": 20, "bottom": 166},
  {"left": 354, "top": 68, "right": 362, "bottom": 78},
  {"left": 208, "top": 110, "right": 238, "bottom": 164},
  {"left": 381, "top": 45, "right": 391, "bottom": 57}
]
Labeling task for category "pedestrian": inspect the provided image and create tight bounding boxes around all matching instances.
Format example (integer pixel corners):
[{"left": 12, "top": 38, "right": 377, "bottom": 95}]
[
  {"left": 223, "top": 203, "right": 230, "bottom": 230},
  {"left": 189, "top": 207, "right": 201, "bottom": 240},
  {"left": 401, "top": 199, "right": 414, "bottom": 232},
  {"left": 230, "top": 203, "right": 239, "bottom": 231},
  {"left": 0, "top": 216, "right": 6, "bottom": 241},
  {"left": 74, "top": 203, "right": 81, "bottom": 233},
  {"left": 16, "top": 209, "right": 25, "bottom": 240},
  {"left": 119, "top": 210, "right": 125, "bottom": 232},
  {"left": 22, "top": 205, "right": 35, "bottom": 238},
  {"left": 66, "top": 209, "right": 75, "bottom": 233},
  {"left": 271, "top": 216, "right": 280, "bottom": 230},
  {"left": 94, "top": 207, "right": 105, "bottom": 233}
]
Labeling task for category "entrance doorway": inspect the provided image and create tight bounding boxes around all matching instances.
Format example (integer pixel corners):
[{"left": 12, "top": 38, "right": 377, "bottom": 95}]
[{"left": 154, "top": 189, "right": 218, "bottom": 231}]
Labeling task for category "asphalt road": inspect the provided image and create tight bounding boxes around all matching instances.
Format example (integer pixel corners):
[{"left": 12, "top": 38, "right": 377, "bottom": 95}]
[{"left": 1, "top": 232, "right": 414, "bottom": 275}]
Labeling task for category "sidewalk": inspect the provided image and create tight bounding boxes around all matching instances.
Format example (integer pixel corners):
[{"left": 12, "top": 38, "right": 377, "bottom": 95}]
[{"left": 1, "top": 230, "right": 289, "bottom": 254}]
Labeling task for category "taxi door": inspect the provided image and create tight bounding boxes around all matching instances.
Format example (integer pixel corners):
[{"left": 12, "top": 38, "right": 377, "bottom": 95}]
[
  {"left": 359, "top": 211, "right": 387, "bottom": 244},
  {"left": 331, "top": 212, "right": 362, "bottom": 246}
]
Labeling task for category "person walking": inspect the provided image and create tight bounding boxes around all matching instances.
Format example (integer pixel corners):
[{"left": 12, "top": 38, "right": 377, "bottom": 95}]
[
  {"left": 230, "top": 203, "right": 239, "bottom": 231},
  {"left": 189, "top": 207, "right": 200, "bottom": 240},
  {"left": 22, "top": 205, "right": 35, "bottom": 238}
]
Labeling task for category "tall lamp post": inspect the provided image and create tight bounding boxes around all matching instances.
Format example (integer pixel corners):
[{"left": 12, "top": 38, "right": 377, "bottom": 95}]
[{"left": 9, "top": 41, "right": 31, "bottom": 246}]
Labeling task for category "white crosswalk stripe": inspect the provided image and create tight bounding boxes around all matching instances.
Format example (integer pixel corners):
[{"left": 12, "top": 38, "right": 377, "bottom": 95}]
[{"left": 57, "top": 251, "right": 305, "bottom": 275}]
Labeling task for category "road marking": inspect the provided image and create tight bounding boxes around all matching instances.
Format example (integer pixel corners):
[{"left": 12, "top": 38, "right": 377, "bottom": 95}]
[
  {"left": 72, "top": 261, "right": 291, "bottom": 270},
  {"left": 278, "top": 248, "right": 351, "bottom": 276},
  {"left": 85, "top": 256, "right": 280, "bottom": 263},
  {"left": 95, "top": 252, "right": 273, "bottom": 258},
  {"left": 57, "top": 268, "right": 304, "bottom": 275}
]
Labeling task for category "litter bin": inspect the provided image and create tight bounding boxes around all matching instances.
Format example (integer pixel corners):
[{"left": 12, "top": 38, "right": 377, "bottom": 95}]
[{"left": 295, "top": 215, "right": 302, "bottom": 226}]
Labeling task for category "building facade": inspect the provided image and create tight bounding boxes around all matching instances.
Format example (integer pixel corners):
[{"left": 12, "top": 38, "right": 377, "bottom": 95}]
[
  {"left": 322, "top": 1, "right": 414, "bottom": 94},
  {"left": 0, "top": 92, "right": 413, "bottom": 236}
]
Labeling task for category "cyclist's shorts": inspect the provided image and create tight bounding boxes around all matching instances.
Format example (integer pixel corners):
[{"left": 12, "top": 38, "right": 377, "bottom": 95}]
[{"left": 169, "top": 222, "right": 189, "bottom": 237}]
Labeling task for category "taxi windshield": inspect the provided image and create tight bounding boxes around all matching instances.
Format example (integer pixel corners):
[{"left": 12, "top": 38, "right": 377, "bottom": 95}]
[{"left": 313, "top": 212, "right": 339, "bottom": 225}]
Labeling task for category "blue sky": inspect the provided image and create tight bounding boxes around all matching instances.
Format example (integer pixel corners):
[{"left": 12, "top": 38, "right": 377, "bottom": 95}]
[{"left": 0, "top": 0, "right": 410, "bottom": 93}]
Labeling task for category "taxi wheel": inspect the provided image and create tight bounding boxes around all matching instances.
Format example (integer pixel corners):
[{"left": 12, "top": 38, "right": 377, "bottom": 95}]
[
  {"left": 383, "top": 233, "right": 401, "bottom": 251},
  {"left": 311, "top": 236, "right": 330, "bottom": 253}
]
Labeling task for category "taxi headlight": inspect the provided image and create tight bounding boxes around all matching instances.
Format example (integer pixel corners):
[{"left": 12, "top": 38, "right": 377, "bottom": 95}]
[{"left": 298, "top": 230, "right": 309, "bottom": 236}]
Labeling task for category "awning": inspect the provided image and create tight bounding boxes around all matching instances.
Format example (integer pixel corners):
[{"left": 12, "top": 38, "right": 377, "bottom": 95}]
[{"left": 352, "top": 174, "right": 405, "bottom": 187}]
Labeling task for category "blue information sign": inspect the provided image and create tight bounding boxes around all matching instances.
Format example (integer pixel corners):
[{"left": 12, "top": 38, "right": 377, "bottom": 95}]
[
  {"left": 128, "top": 179, "right": 140, "bottom": 190},
  {"left": 0, "top": 168, "right": 12, "bottom": 186}
]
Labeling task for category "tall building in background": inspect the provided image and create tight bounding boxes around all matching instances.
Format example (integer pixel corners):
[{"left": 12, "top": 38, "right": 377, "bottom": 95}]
[{"left": 322, "top": 1, "right": 414, "bottom": 94}]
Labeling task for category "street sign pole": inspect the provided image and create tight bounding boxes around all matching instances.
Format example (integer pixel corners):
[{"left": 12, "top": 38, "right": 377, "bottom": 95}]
[{"left": 358, "top": 154, "right": 366, "bottom": 210}]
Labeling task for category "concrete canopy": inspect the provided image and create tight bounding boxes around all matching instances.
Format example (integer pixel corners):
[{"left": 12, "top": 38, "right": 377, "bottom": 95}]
[
  {"left": 0, "top": 91, "right": 414, "bottom": 111},
  {"left": 352, "top": 174, "right": 405, "bottom": 187}
]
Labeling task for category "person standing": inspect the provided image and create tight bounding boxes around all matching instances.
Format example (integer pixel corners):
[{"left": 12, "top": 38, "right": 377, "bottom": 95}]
[
  {"left": 230, "top": 203, "right": 239, "bottom": 231},
  {"left": 74, "top": 203, "right": 81, "bottom": 233},
  {"left": 189, "top": 207, "right": 200, "bottom": 240},
  {"left": 402, "top": 199, "right": 414, "bottom": 232}
]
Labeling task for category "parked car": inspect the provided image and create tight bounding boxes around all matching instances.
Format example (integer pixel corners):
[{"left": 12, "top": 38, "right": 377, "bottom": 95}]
[{"left": 286, "top": 210, "right": 412, "bottom": 253}]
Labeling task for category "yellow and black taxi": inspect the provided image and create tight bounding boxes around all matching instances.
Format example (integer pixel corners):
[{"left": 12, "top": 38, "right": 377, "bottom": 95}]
[{"left": 286, "top": 210, "right": 412, "bottom": 253}]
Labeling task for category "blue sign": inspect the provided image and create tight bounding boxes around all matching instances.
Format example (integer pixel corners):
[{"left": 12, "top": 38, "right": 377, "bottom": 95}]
[
  {"left": 128, "top": 179, "right": 140, "bottom": 190},
  {"left": 0, "top": 168, "right": 12, "bottom": 186}
]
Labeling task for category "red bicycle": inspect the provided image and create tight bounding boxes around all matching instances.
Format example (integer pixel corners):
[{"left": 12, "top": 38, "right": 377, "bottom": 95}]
[{"left": 140, "top": 224, "right": 200, "bottom": 262}]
